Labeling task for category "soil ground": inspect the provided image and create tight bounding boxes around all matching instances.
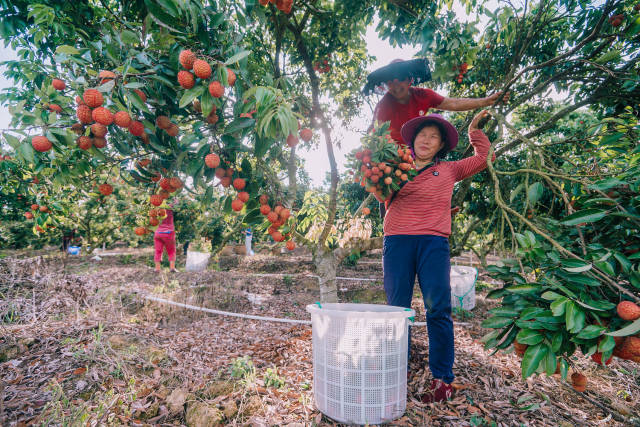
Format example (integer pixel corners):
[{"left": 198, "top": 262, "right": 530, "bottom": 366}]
[{"left": 1, "top": 247, "right": 639, "bottom": 426}]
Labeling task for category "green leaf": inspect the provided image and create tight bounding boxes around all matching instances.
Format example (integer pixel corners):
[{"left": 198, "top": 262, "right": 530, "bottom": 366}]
[
  {"left": 541, "top": 291, "right": 563, "bottom": 300},
  {"left": 481, "top": 316, "right": 514, "bottom": 329},
  {"left": 521, "top": 343, "right": 548, "bottom": 378},
  {"left": 560, "top": 209, "right": 607, "bottom": 226},
  {"left": 551, "top": 333, "right": 563, "bottom": 353},
  {"left": 224, "top": 118, "right": 255, "bottom": 135},
  {"left": 201, "top": 90, "right": 214, "bottom": 118},
  {"left": 550, "top": 297, "right": 568, "bottom": 316},
  {"left": 565, "top": 302, "right": 585, "bottom": 334},
  {"left": 576, "top": 325, "right": 605, "bottom": 339},
  {"left": 527, "top": 182, "right": 544, "bottom": 204},
  {"left": 506, "top": 284, "right": 539, "bottom": 294},
  {"left": 561, "top": 258, "right": 592, "bottom": 273},
  {"left": 121, "top": 30, "right": 139, "bottom": 45},
  {"left": 606, "top": 318, "right": 640, "bottom": 337},
  {"left": 488, "top": 307, "right": 520, "bottom": 317},
  {"left": 56, "top": 45, "right": 80, "bottom": 55},
  {"left": 544, "top": 348, "right": 557, "bottom": 376},
  {"left": 516, "top": 329, "right": 544, "bottom": 345},
  {"left": 598, "top": 335, "right": 615, "bottom": 353},
  {"left": 18, "top": 141, "right": 35, "bottom": 164},
  {"left": 588, "top": 177, "right": 626, "bottom": 191},
  {"left": 594, "top": 49, "right": 620, "bottom": 64},
  {"left": 179, "top": 86, "right": 205, "bottom": 108},
  {"left": 224, "top": 50, "right": 251, "bottom": 65}
]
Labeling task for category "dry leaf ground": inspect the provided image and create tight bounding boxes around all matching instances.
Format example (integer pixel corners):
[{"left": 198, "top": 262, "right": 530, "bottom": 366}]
[{"left": 1, "top": 248, "right": 639, "bottom": 426}]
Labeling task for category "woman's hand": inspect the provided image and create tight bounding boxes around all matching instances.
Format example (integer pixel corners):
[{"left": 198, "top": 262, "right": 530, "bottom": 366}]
[{"left": 469, "top": 110, "right": 490, "bottom": 132}]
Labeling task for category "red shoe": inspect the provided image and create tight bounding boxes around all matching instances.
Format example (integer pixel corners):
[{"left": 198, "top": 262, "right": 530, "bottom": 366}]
[{"left": 421, "top": 379, "right": 454, "bottom": 403}]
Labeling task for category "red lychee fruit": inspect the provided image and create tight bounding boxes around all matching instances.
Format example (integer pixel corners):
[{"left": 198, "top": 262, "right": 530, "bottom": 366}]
[
  {"left": 571, "top": 372, "right": 587, "bottom": 392},
  {"left": 156, "top": 115, "right": 171, "bottom": 129},
  {"left": 227, "top": 69, "right": 236, "bottom": 86},
  {"left": 114, "top": 111, "right": 131, "bottom": 128},
  {"left": 237, "top": 191, "right": 250, "bottom": 203},
  {"left": 231, "top": 198, "right": 244, "bottom": 211},
  {"left": 159, "top": 178, "right": 173, "bottom": 191},
  {"left": 260, "top": 204, "right": 271, "bottom": 215},
  {"left": 92, "top": 107, "right": 114, "bottom": 125},
  {"left": 617, "top": 301, "right": 640, "bottom": 321},
  {"left": 259, "top": 194, "right": 268, "bottom": 205},
  {"left": 83, "top": 88, "right": 103, "bottom": 108},
  {"left": 286, "top": 240, "right": 295, "bottom": 250},
  {"left": 52, "top": 79, "right": 65, "bottom": 90},
  {"left": 205, "top": 153, "right": 220, "bottom": 168},
  {"left": 128, "top": 121, "right": 144, "bottom": 137},
  {"left": 99, "top": 183, "right": 113, "bottom": 196},
  {"left": 25, "top": 212, "right": 34, "bottom": 219},
  {"left": 208, "top": 80, "right": 224, "bottom": 98},
  {"left": 299, "top": 128, "right": 312, "bottom": 142},
  {"left": 77, "top": 104, "right": 93, "bottom": 124},
  {"left": 31, "top": 136, "right": 52, "bottom": 152},
  {"left": 93, "top": 137, "right": 107, "bottom": 148},
  {"left": 205, "top": 112, "right": 218, "bottom": 124},
  {"left": 77, "top": 136, "right": 93, "bottom": 150},
  {"left": 193, "top": 60, "right": 212, "bottom": 80},
  {"left": 31, "top": 204, "right": 38, "bottom": 210},
  {"left": 166, "top": 124, "right": 179, "bottom": 137},
  {"left": 133, "top": 89, "right": 146, "bottom": 102},
  {"left": 90, "top": 123, "right": 107, "bottom": 138},
  {"left": 591, "top": 352, "right": 613, "bottom": 366},
  {"left": 99, "top": 70, "right": 116, "bottom": 84},
  {"left": 179, "top": 50, "right": 197, "bottom": 69},
  {"left": 286, "top": 134, "right": 299, "bottom": 148},
  {"left": 178, "top": 71, "right": 195, "bottom": 89},
  {"left": 169, "top": 177, "right": 183, "bottom": 190},
  {"left": 48, "top": 104, "right": 62, "bottom": 113},
  {"left": 150, "top": 194, "right": 163, "bottom": 206},
  {"left": 233, "top": 178, "right": 246, "bottom": 190}
]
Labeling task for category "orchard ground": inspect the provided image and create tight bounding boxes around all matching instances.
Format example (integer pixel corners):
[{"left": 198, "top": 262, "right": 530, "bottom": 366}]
[{"left": 1, "top": 247, "right": 639, "bottom": 426}]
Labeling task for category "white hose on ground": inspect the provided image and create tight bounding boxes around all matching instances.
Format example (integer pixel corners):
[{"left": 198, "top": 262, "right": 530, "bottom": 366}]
[{"left": 142, "top": 295, "right": 471, "bottom": 327}]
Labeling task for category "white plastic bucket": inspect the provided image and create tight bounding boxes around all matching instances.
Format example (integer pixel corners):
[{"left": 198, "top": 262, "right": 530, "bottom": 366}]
[
  {"left": 306, "top": 303, "right": 414, "bottom": 425},
  {"left": 67, "top": 246, "right": 80, "bottom": 255},
  {"left": 450, "top": 265, "right": 477, "bottom": 310},
  {"left": 185, "top": 251, "right": 210, "bottom": 272}
]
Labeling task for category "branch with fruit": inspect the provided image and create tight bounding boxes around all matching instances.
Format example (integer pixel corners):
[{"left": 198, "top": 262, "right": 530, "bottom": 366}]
[{"left": 347, "top": 123, "right": 417, "bottom": 203}]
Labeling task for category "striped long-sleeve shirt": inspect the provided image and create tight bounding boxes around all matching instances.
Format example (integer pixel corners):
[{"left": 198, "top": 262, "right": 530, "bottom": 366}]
[{"left": 383, "top": 129, "right": 495, "bottom": 237}]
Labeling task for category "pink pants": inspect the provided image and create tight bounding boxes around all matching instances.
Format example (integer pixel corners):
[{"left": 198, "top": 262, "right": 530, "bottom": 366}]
[{"left": 154, "top": 231, "right": 176, "bottom": 262}]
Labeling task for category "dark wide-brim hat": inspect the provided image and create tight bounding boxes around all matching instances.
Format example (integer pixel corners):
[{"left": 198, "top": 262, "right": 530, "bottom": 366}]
[
  {"left": 362, "top": 58, "right": 432, "bottom": 96},
  {"left": 401, "top": 114, "right": 459, "bottom": 152}
]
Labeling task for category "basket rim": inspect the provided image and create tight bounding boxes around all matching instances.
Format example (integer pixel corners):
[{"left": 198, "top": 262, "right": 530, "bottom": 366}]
[{"left": 306, "top": 303, "right": 415, "bottom": 318}]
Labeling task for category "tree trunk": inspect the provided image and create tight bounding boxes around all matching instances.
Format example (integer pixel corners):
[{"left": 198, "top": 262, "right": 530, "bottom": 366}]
[{"left": 313, "top": 250, "right": 338, "bottom": 303}]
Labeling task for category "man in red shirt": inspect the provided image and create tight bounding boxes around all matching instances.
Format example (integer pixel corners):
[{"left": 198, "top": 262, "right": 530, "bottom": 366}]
[{"left": 372, "top": 59, "right": 508, "bottom": 145}]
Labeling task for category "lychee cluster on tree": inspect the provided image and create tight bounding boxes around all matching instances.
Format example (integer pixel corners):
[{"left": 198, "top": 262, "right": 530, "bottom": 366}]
[{"left": 347, "top": 123, "right": 417, "bottom": 201}]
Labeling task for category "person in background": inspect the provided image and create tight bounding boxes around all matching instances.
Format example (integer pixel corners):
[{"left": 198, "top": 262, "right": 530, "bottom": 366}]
[
  {"left": 371, "top": 58, "right": 509, "bottom": 146},
  {"left": 154, "top": 204, "right": 177, "bottom": 272}
]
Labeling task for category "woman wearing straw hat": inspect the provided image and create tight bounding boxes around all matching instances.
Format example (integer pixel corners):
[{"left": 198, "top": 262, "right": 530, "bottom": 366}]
[{"left": 378, "top": 110, "right": 495, "bottom": 403}]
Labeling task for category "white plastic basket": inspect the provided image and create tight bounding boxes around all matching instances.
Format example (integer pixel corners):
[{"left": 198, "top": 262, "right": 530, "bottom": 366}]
[
  {"left": 306, "top": 303, "right": 414, "bottom": 425},
  {"left": 185, "top": 251, "right": 210, "bottom": 272},
  {"left": 450, "top": 265, "right": 477, "bottom": 310}
]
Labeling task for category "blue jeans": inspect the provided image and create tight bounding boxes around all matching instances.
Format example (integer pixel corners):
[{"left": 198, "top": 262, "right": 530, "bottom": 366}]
[{"left": 383, "top": 234, "right": 454, "bottom": 384}]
